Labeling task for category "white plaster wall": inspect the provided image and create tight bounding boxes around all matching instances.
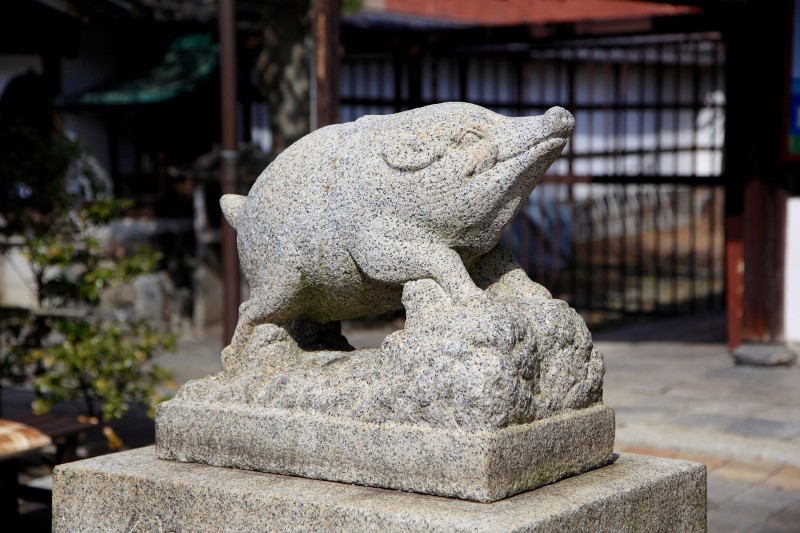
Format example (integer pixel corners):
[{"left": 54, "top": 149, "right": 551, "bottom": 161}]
[
  {"left": 1, "top": 56, "right": 41, "bottom": 309},
  {"left": 0, "top": 249, "right": 36, "bottom": 308},
  {"left": 785, "top": 197, "right": 800, "bottom": 342}
]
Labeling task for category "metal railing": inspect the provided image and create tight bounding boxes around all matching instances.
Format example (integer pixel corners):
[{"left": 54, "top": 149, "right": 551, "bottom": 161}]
[{"left": 341, "top": 33, "right": 726, "bottom": 319}]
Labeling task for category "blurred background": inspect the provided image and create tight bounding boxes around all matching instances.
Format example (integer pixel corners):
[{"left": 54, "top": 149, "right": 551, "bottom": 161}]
[
  {"left": 0, "top": 1, "right": 799, "bottom": 531},
  {"left": 2, "top": 0, "right": 796, "bottom": 347}
]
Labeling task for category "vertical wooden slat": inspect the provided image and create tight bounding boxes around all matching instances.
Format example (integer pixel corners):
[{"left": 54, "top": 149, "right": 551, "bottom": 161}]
[
  {"left": 430, "top": 54, "right": 439, "bottom": 103},
  {"left": 710, "top": 41, "right": 724, "bottom": 311},
  {"left": 653, "top": 44, "right": 665, "bottom": 312},
  {"left": 586, "top": 49, "right": 597, "bottom": 309},
  {"left": 458, "top": 54, "right": 468, "bottom": 103},
  {"left": 616, "top": 57, "right": 629, "bottom": 312},
  {"left": 406, "top": 47, "right": 422, "bottom": 110},
  {"left": 636, "top": 49, "right": 646, "bottom": 313},
  {"left": 313, "top": 0, "right": 340, "bottom": 128},
  {"left": 670, "top": 44, "right": 681, "bottom": 312},
  {"left": 690, "top": 41, "right": 701, "bottom": 312},
  {"left": 219, "top": 0, "right": 240, "bottom": 345},
  {"left": 566, "top": 49, "right": 578, "bottom": 308},
  {"left": 601, "top": 53, "right": 612, "bottom": 309},
  {"left": 393, "top": 53, "right": 403, "bottom": 113}
]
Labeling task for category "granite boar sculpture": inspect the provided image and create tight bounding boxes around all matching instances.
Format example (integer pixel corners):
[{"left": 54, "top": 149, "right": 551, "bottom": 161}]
[{"left": 221, "top": 102, "right": 574, "bottom": 342}]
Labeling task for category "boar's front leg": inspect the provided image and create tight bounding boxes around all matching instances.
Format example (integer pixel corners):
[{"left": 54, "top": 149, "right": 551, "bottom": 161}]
[
  {"left": 350, "top": 228, "right": 487, "bottom": 307},
  {"left": 469, "top": 243, "right": 552, "bottom": 300}
]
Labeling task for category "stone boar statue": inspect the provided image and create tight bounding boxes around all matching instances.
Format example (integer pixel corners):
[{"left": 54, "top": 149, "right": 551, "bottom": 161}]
[{"left": 221, "top": 102, "right": 574, "bottom": 343}]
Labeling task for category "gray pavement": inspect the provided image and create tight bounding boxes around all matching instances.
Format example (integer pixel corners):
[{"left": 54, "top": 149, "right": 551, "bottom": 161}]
[
  {"left": 590, "top": 314, "right": 800, "bottom": 533},
  {"left": 148, "top": 312, "right": 800, "bottom": 532}
]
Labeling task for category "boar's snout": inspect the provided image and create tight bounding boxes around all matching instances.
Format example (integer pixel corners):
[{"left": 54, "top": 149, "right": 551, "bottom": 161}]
[
  {"left": 544, "top": 106, "right": 575, "bottom": 139},
  {"left": 496, "top": 106, "right": 574, "bottom": 162}
]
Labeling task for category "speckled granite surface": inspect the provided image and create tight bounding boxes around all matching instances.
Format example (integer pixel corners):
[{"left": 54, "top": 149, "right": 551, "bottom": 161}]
[
  {"left": 165, "top": 278, "right": 605, "bottom": 433},
  {"left": 156, "top": 403, "right": 614, "bottom": 502},
  {"left": 220, "top": 103, "right": 574, "bottom": 340},
  {"left": 150, "top": 103, "right": 616, "bottom": 506},
  {"left": 53, "top": 447, "right": 706, "bottom": 532},
  {"left": 156, "top": 275, "right": 612, "bottom": 502}
]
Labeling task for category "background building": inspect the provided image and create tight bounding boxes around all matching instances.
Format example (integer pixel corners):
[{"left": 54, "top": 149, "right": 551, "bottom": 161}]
[{"left": 1, "top": 0, "right": 797, "bottom": 360}]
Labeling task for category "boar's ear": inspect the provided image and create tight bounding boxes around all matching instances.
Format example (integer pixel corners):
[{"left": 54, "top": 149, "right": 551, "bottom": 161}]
[{"left": 381, "top": 131, "right": 448, "bottom": 171}]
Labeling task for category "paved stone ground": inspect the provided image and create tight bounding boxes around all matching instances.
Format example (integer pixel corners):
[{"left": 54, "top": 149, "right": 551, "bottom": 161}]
[
  {"left": 7, "top": 311, "right": 800, "bottom": 531},
  {"left": 342, "top": 313, "right": 800, "bottom": 533},
  {"left": 592, "top": 313, "right": 800, "bottom": 533}
]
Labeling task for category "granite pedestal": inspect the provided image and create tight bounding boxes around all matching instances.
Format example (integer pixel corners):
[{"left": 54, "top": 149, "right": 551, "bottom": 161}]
[
  {"left": 53, "top": 447, "right": 706, "bottom": 532},
  {"left": 156, "top": 402, "right": 615, "bottom": 503}
]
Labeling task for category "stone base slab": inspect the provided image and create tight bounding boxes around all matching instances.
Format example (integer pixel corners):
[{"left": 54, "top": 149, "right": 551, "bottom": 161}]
[
  {"left": 155, "top": 402, "right": 614, "bottom": 502},
  {"left": 53, "top": 447, "right": 706, "bottom": 532}
]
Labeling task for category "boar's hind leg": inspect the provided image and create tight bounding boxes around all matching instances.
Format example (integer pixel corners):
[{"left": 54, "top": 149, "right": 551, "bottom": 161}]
[
  {"left": 470, "top": 243, "right": 552, "bottom": 299},
  {"left": 351, "top": 236, "right": 487, "bottom": 307},
  {"left": 239, "top": 273, "right": 303, "bottom": 328},
  {"left": 229, "top": 268, "right": 303, "bottom": 346}
]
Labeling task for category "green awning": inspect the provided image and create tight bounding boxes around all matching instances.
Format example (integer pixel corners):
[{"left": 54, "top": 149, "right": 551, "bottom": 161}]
[{"left": 62, "top": 33, "right": 217, "bottom": 106}]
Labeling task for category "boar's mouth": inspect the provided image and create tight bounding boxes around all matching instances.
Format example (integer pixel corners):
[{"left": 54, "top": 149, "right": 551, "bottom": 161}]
[
  {"left": 498, "top": 136, "right": 567, "bottom": 165},
  {"left": 495, "top": 107, "right": 574, "bottom": 165}
]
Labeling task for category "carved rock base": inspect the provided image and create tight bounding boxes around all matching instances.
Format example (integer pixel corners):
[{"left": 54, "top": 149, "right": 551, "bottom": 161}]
[
  {"left": 53, "top": 447, "right": 706, "bottom": 532},
  {"left": 155, "top": 402, "right": 614, "bottom": 502}
]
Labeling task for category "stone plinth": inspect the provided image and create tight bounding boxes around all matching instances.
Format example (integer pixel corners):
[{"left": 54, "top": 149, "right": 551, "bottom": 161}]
[
  {"left": 155, "top": 279, "right": 612, "bottom": 503},
  {"left": 53, "top": 447, "right": 706, "bottom": 532},
  {"left": 156, "top": 402, "right": 614, "bottom": 503}
]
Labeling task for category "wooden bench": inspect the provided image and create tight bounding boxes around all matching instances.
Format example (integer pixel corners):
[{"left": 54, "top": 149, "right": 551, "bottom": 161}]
[
  {"left": 0, "top": 414, "right": 97, "bottom": 522},
  {"left": 7, "top": 413, "right": 97, "bottom": 464}
]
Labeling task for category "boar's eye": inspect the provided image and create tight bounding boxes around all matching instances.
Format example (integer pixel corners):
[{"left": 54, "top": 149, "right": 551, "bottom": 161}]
[
  {"left": 382, "top": 131, "right": 448, "bottom": 171},
  {"left": 460, "top": 130, "right": 483, "bottom": 145}
]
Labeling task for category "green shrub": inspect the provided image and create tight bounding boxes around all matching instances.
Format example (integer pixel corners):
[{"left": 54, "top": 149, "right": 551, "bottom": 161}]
[{"left": 1, "top": 127, "right": 175, "bottom": 447}]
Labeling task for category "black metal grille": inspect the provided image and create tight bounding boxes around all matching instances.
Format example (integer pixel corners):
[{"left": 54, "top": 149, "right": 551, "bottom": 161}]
[{"left": 341, "top": 32, "right": 726, "bottom": 319}]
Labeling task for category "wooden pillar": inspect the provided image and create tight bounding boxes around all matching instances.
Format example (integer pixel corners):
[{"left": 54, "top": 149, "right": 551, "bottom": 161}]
[
  {"left": 219, "top": 0, "right": 241, "bottom": 345},
  {"left": 724, "top": 2, "right": 791, "bottom": 350},
  {"left": 313, "top": 0, "right": 340, "bottom": 128}
]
